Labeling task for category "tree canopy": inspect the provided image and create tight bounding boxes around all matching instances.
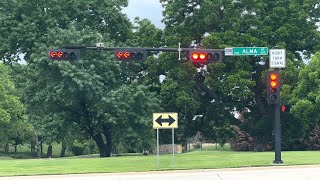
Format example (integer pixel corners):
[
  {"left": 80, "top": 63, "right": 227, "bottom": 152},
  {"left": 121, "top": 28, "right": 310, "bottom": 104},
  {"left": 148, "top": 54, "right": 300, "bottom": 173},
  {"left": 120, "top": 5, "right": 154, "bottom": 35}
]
[{"left": 0, "top": 0, "right": 320, "bottom": 157}]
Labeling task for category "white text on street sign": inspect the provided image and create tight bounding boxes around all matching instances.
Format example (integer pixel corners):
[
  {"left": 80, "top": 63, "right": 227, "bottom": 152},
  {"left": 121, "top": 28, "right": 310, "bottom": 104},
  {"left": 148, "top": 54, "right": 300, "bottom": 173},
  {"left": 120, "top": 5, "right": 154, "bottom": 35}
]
[{"left": 225, "top": 47, "right": 268, "bottom": 56}]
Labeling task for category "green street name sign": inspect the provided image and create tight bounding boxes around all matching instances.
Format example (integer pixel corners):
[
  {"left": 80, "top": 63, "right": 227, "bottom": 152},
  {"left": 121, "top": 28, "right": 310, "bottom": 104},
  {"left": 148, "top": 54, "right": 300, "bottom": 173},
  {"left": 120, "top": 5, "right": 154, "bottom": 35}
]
[{"left": 225, "top": 47, "right": 268, "bottom": 56}]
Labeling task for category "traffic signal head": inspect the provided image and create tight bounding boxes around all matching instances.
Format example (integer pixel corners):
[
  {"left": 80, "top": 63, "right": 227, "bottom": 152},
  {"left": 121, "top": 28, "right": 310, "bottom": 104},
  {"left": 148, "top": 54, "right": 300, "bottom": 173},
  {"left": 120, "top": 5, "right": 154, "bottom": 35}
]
[
  {"left": 189, "top": 49, "right": 222, "bottom": 64},
  {"left": 48, "top": 49, "right": 80, "bottom": 61},
  {"left": 267, "top": 70, "right": 281, "bottom": 104},
  {"left": 114, "top": 48, "right": 147, "bottom": 61},
  {"left": 281, "top": 105, "right": 291, "bottom": 112}
]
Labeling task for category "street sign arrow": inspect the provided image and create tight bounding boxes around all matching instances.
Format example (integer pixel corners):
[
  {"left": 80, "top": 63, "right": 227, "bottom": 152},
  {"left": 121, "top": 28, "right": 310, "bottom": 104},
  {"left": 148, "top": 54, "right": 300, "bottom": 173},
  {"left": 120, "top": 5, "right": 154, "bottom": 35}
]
[
  {"left": 153, "top": 112, "right": 178, "bottom": 129},
  {"left": 155, "top": 115, "right": 175, "bottom": 126}
]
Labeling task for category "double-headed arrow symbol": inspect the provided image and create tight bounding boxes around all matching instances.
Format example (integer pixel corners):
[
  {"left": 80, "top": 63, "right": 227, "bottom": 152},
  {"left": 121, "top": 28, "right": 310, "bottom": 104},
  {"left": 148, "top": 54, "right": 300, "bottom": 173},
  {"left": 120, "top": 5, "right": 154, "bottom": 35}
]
[{"left": 155, "top": 115, "right": 175, "bottom": 126}]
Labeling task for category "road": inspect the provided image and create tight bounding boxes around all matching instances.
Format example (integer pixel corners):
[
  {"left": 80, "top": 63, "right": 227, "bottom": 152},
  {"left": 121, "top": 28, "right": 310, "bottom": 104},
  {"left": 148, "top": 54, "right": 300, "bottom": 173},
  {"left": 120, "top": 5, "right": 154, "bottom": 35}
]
[{"left": 1, "top": 165, "right": 320, "bottom": 180}]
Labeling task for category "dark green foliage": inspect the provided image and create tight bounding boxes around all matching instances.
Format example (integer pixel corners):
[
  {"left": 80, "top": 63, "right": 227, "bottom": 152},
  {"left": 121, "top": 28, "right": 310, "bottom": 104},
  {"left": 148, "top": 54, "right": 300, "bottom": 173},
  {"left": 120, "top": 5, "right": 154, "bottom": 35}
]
[{"left": 159, "top": 0, "right": 320, "bottom": 150}]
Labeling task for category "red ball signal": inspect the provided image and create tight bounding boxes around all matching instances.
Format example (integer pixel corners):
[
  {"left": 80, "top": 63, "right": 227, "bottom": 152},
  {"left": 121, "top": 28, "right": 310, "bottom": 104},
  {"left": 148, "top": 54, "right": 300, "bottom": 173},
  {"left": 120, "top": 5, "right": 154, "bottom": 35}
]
[
  {"left": 189, "top": 50, "right": 222, "bottom": 64},
  {"left": 191, "top": 52, "right": 207, "bottom": 61},
  {"left": 270, "top": 73, "right": 278, "bottom": 88},
  {"left": 270, "top": 81, "right": 277, "bottom": 88},
  {"left": 199, "top": 53, "right": 206, "bottom": 60},
  {"left": 192, "top": 53, "right": 199, "bottom": 60}
]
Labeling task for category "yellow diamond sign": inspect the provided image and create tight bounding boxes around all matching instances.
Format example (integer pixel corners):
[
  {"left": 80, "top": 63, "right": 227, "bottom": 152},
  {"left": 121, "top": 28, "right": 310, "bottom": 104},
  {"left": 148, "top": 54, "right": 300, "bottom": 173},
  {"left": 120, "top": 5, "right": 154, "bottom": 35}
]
[{"left": 153, "top": 113, "right": 178, "bottom": 129}]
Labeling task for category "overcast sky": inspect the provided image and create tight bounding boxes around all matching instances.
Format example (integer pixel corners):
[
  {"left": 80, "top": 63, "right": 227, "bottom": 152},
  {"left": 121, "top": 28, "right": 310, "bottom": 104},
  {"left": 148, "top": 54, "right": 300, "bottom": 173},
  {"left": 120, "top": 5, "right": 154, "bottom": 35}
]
[{"left": 123, "top": 0, "right": 164, "bottom": 29}]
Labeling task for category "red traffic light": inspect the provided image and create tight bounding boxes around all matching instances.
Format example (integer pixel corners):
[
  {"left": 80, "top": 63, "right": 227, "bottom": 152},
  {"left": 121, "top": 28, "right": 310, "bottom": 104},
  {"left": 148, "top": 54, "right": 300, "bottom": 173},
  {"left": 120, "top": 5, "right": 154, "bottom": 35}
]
[
  {"left": 49, "top": 51, "right": 63, "bottom": 59},
  {"left": 189, "top": 49, "right": 222, "bottom": 64},
  {"left": 281, "top": 105, "right": 291, "bottom": 112},
  {"left": 270, "top": 81, "right": 277, "bottom": 88},
  {"left": 114, "top": 48, "right": 147, "bottom": 61},
  {"left": 124, "top": 52, "right": 130, "bottom": 58},
  {"left": 48, "top": 49, "right": 80, "bottom": 61},
  {"left": 266, "top": 71, "right": 281, "bottom": 104},
  {"left": 192, "top": 53, "right": 199, "bottom": 60},
  {"left": 199, "top": 53, "right": 206, "bottom": 60},
  {"left": 270, "top": 73, "right": 278, "bottom": 88},
  {"left": 191, "top": 52, "right": 207, "bottom": 61},
  {"left": 270, "top": 74, "right": 277, "bottom": 80}
]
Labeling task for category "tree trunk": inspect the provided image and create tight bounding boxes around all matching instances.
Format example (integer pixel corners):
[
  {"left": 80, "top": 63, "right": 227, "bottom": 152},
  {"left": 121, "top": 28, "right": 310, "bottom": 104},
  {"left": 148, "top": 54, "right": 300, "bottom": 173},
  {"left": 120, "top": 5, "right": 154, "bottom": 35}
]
[
  {"left": 46, "top": 145, "right": 53, "bottom": 158},
  {"left": 40, "top": 141, "right": 43, "bottom": 154},
  {"left": 30, "top": 141, "right": 35, "bottom": 153},
  {"left": 93, "top": 134, "right": 107, "bottom": 157},
  {"left": 183, "top": 139, "right": 188, "bottom": 152},
  {"left": 60, "top": 142, "right": 67, "bottom": 157},
  {"left": 103, "top": 128, "right": 112, "bottom": 157},
  {"left": 4, "top": 143, "right": 9, "bottom": 153},
  {"left": 14, "top": 145, "right": 17, "bottom": 152},
  {"left": 36, "top": 136, "right": 41, "bottom": 158}
]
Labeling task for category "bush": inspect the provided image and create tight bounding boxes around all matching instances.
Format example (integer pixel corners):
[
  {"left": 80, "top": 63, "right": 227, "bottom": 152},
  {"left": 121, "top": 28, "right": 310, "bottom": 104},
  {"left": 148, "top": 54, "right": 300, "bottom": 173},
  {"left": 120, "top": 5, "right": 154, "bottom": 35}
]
[{"left": 69, "top": 140, "right": 88, "bottom": 156}]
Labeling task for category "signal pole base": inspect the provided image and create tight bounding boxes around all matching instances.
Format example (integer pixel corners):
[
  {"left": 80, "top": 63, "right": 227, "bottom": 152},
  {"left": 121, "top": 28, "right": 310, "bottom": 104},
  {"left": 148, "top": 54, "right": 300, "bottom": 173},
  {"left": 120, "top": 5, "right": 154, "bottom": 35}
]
[{"left": 273, "top": 160, "right": 283, "bottom": 164}]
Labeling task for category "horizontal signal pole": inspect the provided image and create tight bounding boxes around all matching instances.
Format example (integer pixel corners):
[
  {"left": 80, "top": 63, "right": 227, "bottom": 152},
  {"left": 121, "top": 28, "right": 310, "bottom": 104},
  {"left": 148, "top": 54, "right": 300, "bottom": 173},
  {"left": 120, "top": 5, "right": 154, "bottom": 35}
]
[{"left": 63, "top": 45, "right": 224, "bottom": 53}]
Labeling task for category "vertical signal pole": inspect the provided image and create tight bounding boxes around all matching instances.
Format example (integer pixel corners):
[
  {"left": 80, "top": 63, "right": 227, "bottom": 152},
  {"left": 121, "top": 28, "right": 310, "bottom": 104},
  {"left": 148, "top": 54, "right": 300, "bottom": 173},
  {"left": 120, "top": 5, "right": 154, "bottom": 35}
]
[
  {"left": 273, "top": 69, "right": 283, "bottom": 164},
  {"left": 269, "top": 46, "right": 285, "bottom": 164},
  {"left": 274, "top": 100, "right": 282, "bottom": 163},
  {"left": 267, "top": 69, "right": 283, "bottom": 164}
]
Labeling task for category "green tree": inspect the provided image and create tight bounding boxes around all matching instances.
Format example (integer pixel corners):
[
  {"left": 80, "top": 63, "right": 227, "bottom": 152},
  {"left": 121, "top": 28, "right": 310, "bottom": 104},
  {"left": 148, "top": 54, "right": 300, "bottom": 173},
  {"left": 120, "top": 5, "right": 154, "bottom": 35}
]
[
  {"left": 0, "top": 0, "right": 132, "bottom": 63},
  {"left": 159, "top": 0, "right": 320, "bottom": 150},
  {"left": 23, "top": 26, "right": 159, "bottom": 157},
  {"left": 0, "top": 0, "right": 160, "bottom": 157},
  {"left": 0, "top": 63, "right": 26, "bottom": 152},
  {"left": 290, "top": 52, "right": 320, "bottom": 145}
]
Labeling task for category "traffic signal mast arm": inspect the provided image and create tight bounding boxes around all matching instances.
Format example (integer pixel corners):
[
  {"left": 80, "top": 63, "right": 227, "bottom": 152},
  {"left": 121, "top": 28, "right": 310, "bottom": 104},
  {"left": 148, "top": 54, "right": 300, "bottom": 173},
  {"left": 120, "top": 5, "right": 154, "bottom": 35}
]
[
  {"left": 63, "top": 45, "right": 202, "bottom": 53},
  {"left": 63, "top": 45, "right": 224, "bottom": 63}
]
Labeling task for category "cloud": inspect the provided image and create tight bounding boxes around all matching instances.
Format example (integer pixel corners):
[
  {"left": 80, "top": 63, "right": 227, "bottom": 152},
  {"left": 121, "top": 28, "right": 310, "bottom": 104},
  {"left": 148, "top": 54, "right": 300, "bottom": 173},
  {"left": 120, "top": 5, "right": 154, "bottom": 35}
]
[{"left": 124, "top": 0, "right": 164, "bottom": 28}]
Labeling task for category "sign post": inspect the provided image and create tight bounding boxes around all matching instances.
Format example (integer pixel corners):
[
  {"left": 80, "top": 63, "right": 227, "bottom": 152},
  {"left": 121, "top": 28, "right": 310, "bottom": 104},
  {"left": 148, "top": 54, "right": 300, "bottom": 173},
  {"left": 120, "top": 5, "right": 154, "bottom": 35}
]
[
  {"left": 153, "top": 113, "right": 178, "bottom": 169},
  {"left": 157, "top": 128, "right": 159, "bottom": 169},
  {"left": 172, "top": 128, "right": 175, "bottom": 167}
]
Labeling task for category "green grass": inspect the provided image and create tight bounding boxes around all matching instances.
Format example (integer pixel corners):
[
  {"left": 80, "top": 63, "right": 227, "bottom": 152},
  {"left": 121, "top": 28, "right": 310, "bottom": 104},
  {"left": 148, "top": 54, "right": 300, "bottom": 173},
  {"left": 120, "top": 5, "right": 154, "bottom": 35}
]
[{"left": 1, "top": 151, "right": 320, "bottom": 176}]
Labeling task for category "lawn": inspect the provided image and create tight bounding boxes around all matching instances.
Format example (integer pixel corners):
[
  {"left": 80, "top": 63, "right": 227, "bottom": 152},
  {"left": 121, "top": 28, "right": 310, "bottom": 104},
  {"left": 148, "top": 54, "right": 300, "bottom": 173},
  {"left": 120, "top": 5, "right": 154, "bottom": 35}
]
[{"left": 0, "top": 151, "right": 320, "bottom": 176}]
